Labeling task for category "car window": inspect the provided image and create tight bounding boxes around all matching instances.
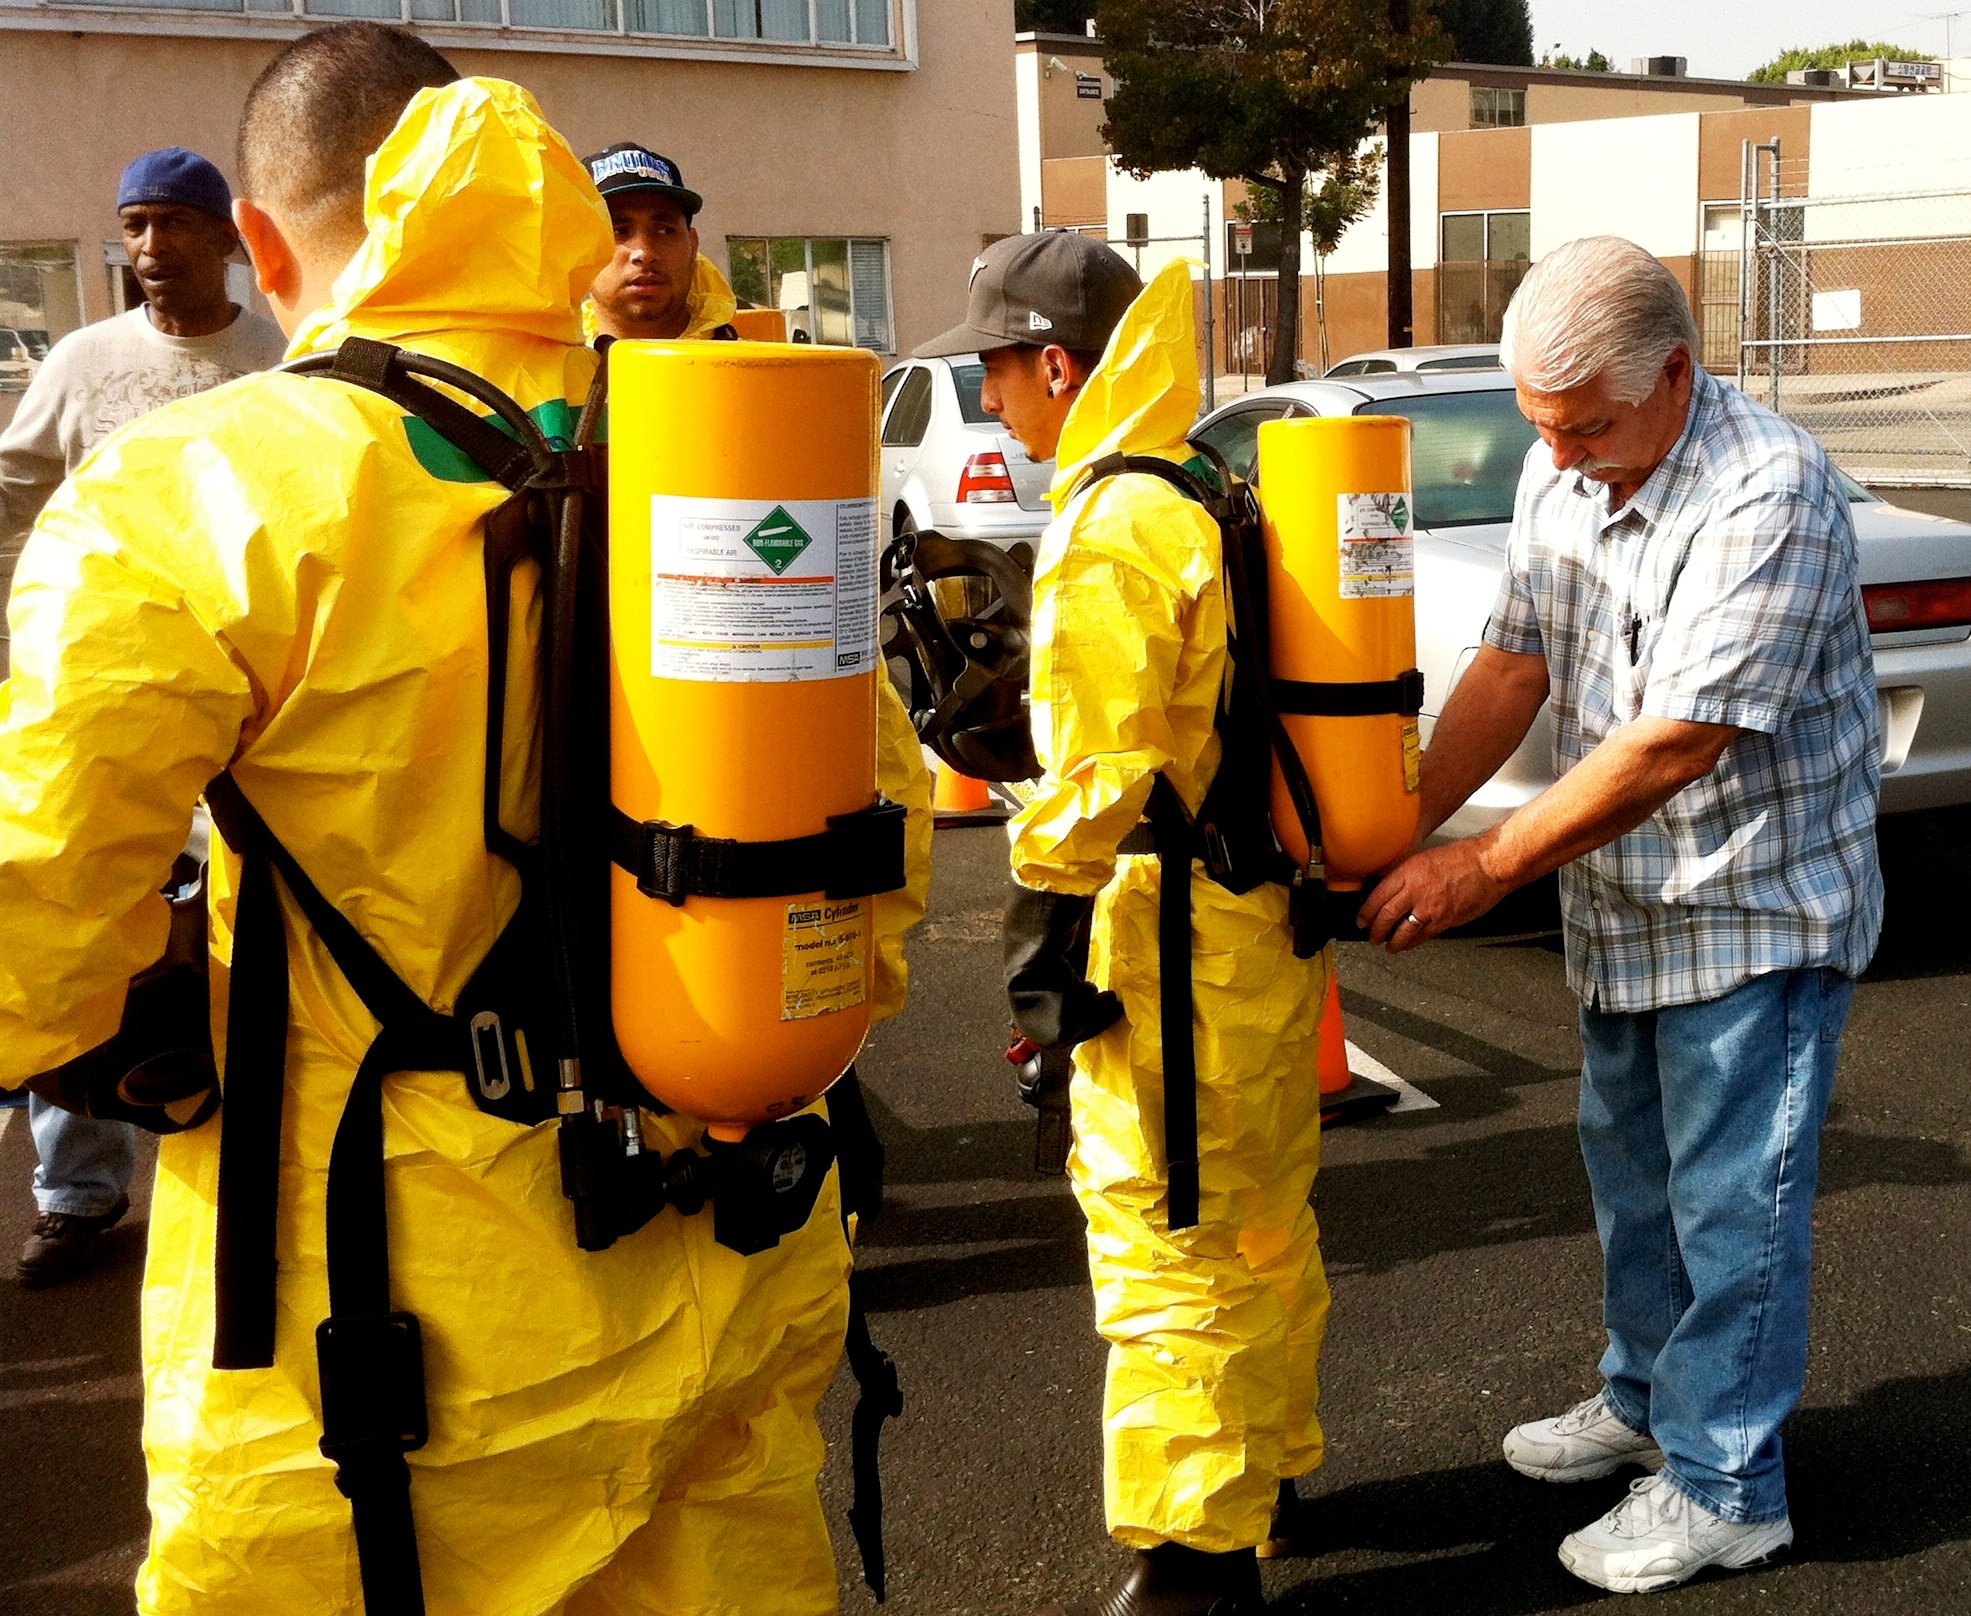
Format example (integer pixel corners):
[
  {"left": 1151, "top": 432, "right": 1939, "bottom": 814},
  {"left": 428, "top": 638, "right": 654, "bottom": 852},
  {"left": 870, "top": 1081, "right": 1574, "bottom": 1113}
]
[
  {"left": 949, "top": 362, "right": 996, "bottom": 426},
  {"left": 1325, "top": 361, "right": 1367, "bottom": 377},
  {"left": 1191, "top": 405, "right": 1292, "bottom": 482},
  {"left": 1416, "top": 355, "right": 1501, "bottom": 372},
  {"left": 881, "top": 367, "right": 935, "bottom": 448},
  {"left": 1353, "top": 389, "right": 1538, "bottom": 528},
  {"left": 880, "top": 368, "right": 905, "bottom": 412},
  {"left": 1327, "top": 359, "right": 1399, "bottom": 377}
]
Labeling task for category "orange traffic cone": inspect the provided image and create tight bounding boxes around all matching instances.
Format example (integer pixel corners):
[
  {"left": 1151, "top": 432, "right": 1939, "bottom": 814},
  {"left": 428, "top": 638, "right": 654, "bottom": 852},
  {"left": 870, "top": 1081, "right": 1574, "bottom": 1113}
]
[
  {"left": 932, "top": 762, "right": 1000, "bottom": 824},
  {"left": 1316, "top": 968, "right": 1351, "bottom": 1097},
  {"left": 1317, "top": 963, "right": 1400, "bottom": 1125}
]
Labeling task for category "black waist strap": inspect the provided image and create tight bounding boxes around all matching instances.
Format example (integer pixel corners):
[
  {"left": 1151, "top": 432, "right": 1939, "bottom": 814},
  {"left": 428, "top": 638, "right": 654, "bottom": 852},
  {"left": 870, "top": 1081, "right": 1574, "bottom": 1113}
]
[
  {"left": 1274, "top": 668, "right": 1424, "bottom": 718},
  {"left": 609, "top": 800, "right": 907, "bottom": 906},
  {"left": 1146, "top": 777, "right": 1201, "bottom": 1232}
]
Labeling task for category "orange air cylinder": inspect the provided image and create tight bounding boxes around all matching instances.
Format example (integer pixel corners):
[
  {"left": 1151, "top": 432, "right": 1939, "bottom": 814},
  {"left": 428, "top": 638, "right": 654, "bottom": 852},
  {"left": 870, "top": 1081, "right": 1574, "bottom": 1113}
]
[
  {"left": 609, "top": 340, "right": 882, "bottom": 1137},
  {"left": 728, "top": 308, "right": 790, "bottom": 342},
  {"left": 1255, "top": 415, "right": 1422, "bottom": 889}
]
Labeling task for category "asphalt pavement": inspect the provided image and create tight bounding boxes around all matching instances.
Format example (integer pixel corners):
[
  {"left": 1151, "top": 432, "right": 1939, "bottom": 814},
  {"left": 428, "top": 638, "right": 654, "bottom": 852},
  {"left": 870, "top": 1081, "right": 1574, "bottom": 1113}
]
[{"left": 3, "top": 813, "right": 1969, "bottom": 1613}]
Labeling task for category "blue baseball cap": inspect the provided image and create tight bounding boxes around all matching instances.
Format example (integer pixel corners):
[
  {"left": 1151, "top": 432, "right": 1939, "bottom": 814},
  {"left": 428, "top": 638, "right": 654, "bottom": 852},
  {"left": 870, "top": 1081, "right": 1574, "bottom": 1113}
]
[
  {"left": 117, "top": 147, "right": 234, "bottom": 224},
  {"left": 582, "top": 143, "right": 704, "bottom": 218}
]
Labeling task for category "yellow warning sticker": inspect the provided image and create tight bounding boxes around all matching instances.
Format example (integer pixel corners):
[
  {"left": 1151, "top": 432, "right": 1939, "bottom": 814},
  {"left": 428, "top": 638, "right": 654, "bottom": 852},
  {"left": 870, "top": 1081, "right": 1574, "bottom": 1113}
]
[
  {"left": 1401, "top": 719, "right": 1422, "bottom": 794},
  {"left": 782, "top": 898, "right": 869, "bottom": 1022}
]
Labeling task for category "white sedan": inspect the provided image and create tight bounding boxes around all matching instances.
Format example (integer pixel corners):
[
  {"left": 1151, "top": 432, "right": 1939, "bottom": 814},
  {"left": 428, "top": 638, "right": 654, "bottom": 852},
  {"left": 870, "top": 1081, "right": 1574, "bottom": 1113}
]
[
  {"left": 1190, "top": 372, "right": 1971, "bottom": 834},
  {"left": 879, "top": 353, "right": 1053, "bottom": 549}
]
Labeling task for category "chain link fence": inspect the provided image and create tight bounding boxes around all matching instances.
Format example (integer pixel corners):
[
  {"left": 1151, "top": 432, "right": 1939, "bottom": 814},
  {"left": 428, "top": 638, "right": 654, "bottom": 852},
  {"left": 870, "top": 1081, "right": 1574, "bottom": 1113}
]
[{"left": 1706, "top": 145, "right": 1971, "bottom": 486}]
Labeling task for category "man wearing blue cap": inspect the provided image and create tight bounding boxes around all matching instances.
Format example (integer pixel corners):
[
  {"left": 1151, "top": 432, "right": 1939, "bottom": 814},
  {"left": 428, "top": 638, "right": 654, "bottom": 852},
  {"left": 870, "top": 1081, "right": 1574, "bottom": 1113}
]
[{"left": 0, "top": 145, "right": 284, "bottom": 1288}]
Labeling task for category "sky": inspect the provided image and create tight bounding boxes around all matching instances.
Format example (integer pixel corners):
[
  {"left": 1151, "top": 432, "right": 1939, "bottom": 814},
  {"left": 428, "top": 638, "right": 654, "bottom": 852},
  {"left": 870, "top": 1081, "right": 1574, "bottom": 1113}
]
[{"left": 1528, "top": 1, "right": 1969, "bottom": 80}]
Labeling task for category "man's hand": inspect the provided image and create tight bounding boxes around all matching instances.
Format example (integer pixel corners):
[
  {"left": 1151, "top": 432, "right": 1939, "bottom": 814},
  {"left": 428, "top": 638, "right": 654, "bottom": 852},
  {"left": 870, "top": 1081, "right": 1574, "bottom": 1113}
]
[{"left": 1358, "top": 836, "right": 1512, "bottom": 951}]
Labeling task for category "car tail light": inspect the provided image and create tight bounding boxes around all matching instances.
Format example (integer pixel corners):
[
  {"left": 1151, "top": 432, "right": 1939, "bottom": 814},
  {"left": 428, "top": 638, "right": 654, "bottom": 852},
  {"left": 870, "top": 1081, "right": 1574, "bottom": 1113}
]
[
  {"left": 1862, "top": 577, "right": 1971, "bottom": 633},
  {"left": 958, "top": 451, "right": 1017, "bottom": 504}
]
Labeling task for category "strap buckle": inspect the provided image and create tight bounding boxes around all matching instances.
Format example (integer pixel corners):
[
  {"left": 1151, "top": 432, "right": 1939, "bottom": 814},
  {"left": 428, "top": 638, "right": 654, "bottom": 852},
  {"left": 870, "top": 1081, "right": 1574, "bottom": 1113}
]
[
  {"left": 316, "top": 1311, "right": 429, "bottom": 1467},
  {"left": 635, "top": 820, "right": 696, "bottom": 907}
]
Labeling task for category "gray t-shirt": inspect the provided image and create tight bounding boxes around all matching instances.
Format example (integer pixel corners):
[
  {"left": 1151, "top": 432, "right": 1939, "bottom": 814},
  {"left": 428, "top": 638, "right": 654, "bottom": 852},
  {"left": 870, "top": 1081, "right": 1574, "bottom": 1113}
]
[{"left": 0, "top": 303, "right": 287, "bottom": 673}]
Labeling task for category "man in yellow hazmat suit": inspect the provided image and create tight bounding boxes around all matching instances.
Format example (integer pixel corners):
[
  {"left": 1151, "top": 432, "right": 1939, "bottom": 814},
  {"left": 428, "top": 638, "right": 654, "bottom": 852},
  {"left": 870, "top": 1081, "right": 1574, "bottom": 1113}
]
[
  {"left": 916, "top": 233, "right": 1334, "bottom": 1615},
  {"left": 0, "top": 21, "right": 923, "bottom": 1615}
]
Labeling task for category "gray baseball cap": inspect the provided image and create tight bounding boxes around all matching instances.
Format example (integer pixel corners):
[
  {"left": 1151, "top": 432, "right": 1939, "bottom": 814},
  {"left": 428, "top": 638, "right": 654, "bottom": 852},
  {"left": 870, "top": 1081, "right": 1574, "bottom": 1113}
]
[{"left": 915, "top": 231, "right": 1143, "bottom": 359}]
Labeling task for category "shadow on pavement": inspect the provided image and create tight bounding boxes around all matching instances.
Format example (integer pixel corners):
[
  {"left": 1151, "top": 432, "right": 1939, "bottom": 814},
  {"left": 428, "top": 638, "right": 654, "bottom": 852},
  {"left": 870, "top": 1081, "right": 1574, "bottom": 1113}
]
[
  {"left": 1869, "top": 808, "right": 1971, "bottom": 981},
  {"left": 1265, "top": 1357, "right": 1971, "bottom": 1611},
  {"left": 0, "top": 1115, "right": 150, "bottom": 1614}
]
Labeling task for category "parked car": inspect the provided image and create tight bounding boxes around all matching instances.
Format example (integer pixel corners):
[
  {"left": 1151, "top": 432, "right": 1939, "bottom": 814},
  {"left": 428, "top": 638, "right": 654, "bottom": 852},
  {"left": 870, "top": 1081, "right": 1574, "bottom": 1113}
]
[
  {"left": 0, "top": 326, "right": 49, "bottom": 389},
  {"left": 879, "top": 354, "right": 1052, "bottom": 548},
  {"left": 1319, "top": 343, "right": 1502, "bottom": 379},
  {"left": 1191, "top": 371, "right": 1971, "bottom": 833}
]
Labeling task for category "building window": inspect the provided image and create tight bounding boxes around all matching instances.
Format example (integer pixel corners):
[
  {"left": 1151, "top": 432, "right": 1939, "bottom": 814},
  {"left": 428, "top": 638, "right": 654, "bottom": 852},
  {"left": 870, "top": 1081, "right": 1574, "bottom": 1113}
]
[
  {"left": 1437, "top": 210, "right": 1531, "bottom": 343},
  {"left": 1470, "top": 86, "right": 1526, "bottom": 129},
  {"left": 0, "top": 243, "right": 83, "bottom": 395},
  {"left": 728, "top": 237, "right": 894, "bottom": 352},
  {"left": 90, "top": 0, "right": 894, "bottom": 48}
]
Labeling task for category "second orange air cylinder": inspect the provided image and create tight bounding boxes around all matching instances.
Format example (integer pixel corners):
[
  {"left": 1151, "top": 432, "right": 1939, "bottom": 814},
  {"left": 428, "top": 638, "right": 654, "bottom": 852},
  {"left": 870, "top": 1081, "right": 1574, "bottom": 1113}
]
[
  {"left": 609, "top": 340, "right": 882, "bottom": 1136},
  {"left": 1255, "top": 416, "right": 1422, "bottom": 889}
]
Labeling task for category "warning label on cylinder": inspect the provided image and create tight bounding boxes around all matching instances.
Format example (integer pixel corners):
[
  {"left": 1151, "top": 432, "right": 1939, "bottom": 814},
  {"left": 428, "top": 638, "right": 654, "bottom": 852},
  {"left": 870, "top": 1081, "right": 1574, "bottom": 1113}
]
[
  {"left": 650, "top": 495, "right": 878, "bottom": 681},
  {"left": 1337, "top": 493, "right": 1415, "bottom": 599},
  {"left": 1402, "top": 718, "right": 1421, "bottom": 793},
  {"left": 782, "top": 898, "right": 869, "bottom": 1021}
]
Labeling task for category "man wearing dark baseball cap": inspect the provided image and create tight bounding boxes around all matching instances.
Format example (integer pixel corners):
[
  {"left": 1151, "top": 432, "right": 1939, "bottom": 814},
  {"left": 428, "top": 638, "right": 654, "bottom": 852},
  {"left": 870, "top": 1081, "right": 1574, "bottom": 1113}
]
[
  {"left": 926, "top": 233, "right": 1337, "bottom": 1616},
  {"left": 582, "top": 141, "right": 738, "bottom": 341},
  {"left": 914, "top": 230, "right": 1141, "bottom": 467}
]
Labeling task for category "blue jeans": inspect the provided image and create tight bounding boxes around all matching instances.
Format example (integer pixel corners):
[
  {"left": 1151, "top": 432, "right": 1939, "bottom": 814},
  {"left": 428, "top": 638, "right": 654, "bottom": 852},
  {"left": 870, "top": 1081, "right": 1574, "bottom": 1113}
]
[
  {"left": 1578, "top": 966, "right": 1854, "bottom": 1525},
  {"left": 28, "top": 1094, "right": 135, "bottom": 1218}
]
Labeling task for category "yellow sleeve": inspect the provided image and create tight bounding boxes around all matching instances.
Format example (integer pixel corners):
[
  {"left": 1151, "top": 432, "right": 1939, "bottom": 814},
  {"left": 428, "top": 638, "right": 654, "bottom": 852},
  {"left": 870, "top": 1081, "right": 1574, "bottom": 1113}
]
[
  {"left": 1009, "top": 481, "right": 1218, "bottom": 896},
  {"left": 0, "top": 478, "right": 256, "bottom": 1081},
  {"left": 871, "top": 665, "right": 932, "bottom": 1023}
]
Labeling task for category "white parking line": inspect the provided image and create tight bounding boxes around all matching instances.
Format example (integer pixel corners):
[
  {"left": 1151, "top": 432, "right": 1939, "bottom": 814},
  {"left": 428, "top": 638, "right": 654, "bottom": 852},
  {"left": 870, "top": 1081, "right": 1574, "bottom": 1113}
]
[{"left": 1345, "top": 1041, "right": 1440, "bottom": 1112}]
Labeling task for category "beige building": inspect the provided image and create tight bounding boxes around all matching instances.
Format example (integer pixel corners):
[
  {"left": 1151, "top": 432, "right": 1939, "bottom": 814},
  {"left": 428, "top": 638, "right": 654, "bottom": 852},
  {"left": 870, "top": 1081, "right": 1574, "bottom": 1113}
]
[
  {"left": 1015, "top": 36, "right": 1875, "bottom": 373},
  {"left": 0, "top": 0, "right": 1020, "bottom": 423}
]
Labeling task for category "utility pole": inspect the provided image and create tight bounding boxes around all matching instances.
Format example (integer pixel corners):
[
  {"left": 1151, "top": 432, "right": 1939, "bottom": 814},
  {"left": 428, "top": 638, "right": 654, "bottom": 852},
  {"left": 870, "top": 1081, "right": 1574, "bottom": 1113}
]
[{"left": 1386, "top": 0, "right": 1414, "bottom": 348}]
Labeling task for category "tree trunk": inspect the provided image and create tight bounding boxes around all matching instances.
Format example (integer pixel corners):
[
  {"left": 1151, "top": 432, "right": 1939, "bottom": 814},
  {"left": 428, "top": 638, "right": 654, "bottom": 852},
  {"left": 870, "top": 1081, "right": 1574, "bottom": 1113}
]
[
  {"left": 1268, "top": 165, "right": 1305, "bottom": 386},
  {"left": 1314, "top": 252, "right": 1330, "bottom": 374}
]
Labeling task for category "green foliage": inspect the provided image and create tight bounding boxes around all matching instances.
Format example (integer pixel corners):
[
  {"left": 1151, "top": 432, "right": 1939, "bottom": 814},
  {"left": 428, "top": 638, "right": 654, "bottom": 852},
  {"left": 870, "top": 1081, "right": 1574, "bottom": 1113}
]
[
  {"left": 1015, "top": 0, "right": 1098, "bottom": 33},
  {"left": 1433, "top": 0, "right": 1533, "bottom": 67},
  {"left": 1539, "top": 46, "right": 1612, "bottom": 71},
  {"left": 1746, "top": 41, "right": 1932, "bottom": 84},
  {"left": 1235, "top": 145, "right": 1384, "bottom": 258}
]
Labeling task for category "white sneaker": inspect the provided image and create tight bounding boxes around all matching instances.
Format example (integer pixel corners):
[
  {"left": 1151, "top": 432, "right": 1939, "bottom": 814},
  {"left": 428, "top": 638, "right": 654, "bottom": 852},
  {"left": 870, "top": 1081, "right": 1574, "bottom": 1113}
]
[
  {"left": 1503, "top": 1393, "right": 1666, "bottom": 1482},
  {"left": 1559, "top": 1474, "right": 1793, "bottom": 1594}
]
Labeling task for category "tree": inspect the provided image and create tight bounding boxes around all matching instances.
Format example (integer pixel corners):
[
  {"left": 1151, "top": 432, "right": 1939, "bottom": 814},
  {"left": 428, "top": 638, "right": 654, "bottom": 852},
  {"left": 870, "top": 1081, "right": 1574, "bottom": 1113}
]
[
  {"left": 1237, "top": 147, "right": 1384, "bottom": 372},
  {"left": 1102, "top": 0, "right": 1445, "bottom": 384},
  {"left": 1433, "top": 0, "right": 1532, "bottom": 67},
  {"left": 1016, "top": 0, "right": 1099, "bottom": 32},
  {"left": 1539, "top": 46, "right": 1611, "bottom": 71},
  {"left": 1747, "top": 41, "right": 1932, "bottom": 84}
]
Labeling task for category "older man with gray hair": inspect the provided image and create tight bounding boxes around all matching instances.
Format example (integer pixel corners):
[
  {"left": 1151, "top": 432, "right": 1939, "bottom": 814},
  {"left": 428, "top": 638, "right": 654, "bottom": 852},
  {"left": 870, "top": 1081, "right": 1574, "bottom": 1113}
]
[{"left": 1359, "top": 234, "right": 1881, "bottom": 1593}]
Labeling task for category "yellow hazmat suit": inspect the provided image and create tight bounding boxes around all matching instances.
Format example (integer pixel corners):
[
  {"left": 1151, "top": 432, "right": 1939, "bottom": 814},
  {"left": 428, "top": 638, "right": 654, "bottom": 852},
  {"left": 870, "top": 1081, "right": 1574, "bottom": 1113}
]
[
  {"left": 580, "top": 252, "right": 741, "bottom": 344},
  {"left": 0, "top": 78, "right": 912, "bottom": 1616},
  {"left": 1009, "top": 262, "right": 1334, "bottom": 1553}
]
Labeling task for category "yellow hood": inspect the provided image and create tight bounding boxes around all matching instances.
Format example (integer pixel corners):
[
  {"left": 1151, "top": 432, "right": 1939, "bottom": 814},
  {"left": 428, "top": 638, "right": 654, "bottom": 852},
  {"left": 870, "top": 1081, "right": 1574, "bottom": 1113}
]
[
  {"left": 292, "top": 77, "right": 613, "bottom": 358},
  {"left": 1049, "top": 259, "right": 1204, "bottom": 510},
  {"left": 580, "top": 253, "right": 740, "bottom": 343}
]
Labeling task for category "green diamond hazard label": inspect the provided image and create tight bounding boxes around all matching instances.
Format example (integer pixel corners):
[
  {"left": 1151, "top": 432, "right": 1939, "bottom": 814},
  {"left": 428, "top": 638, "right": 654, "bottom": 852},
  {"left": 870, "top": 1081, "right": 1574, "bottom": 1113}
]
[
  {"left": 1391, "top": 496, "right": 1410, "bottom": 533},
  {"left": 743, "top": 505, "right": 814, "bottom": 575}
]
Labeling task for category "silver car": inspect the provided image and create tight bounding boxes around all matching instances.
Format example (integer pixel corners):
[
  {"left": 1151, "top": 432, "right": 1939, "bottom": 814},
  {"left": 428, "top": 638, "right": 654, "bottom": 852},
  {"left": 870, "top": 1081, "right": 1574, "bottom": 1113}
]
[
  {"left": 879, "top": 354, "right": 1052, "bottom": 548},
  {"left": 1191, "top": 372, "right": 1971, "bottom": 834}
]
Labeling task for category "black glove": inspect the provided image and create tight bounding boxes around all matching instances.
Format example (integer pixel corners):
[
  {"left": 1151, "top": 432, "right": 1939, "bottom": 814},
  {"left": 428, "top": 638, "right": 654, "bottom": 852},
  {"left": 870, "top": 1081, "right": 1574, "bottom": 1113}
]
[
  {"left": 24, "top": 855, "right": 219, "bottom": 1134},
  {"left": 1011, "top": 1041, "right": 1074, "bottom": 1175},
  {"left": 1002, "top": 885, "right": 1124, "bottom": 1049}
]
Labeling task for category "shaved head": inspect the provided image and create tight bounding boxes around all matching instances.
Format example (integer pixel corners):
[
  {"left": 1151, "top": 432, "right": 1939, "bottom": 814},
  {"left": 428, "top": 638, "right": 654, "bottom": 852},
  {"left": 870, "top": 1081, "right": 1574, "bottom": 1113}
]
[{"left": 238, "top": 22, "right": 457, "bottom": 255}]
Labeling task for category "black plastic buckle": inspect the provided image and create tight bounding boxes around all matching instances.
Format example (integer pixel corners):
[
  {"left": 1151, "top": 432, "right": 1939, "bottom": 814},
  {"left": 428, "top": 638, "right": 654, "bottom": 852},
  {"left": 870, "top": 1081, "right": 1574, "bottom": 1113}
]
[
  {"left": 1396, "top": 667, "right": 1426, "bottom": 718},
  {"left": 637, "top": 821, "right": 695, "bottom": 907},
  {"left": 316, "top": 1311, "right": 429, "bottom": 1463}
]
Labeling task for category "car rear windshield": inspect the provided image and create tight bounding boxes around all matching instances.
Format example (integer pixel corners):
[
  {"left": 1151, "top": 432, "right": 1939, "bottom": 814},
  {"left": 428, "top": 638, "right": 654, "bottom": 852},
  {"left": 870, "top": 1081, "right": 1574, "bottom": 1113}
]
[
  {"left": 951, "top": 363, "right": 995, "bottom": 426},
  {"left": 1353, "top": 389, "right": 1537, "bottom": 528}
]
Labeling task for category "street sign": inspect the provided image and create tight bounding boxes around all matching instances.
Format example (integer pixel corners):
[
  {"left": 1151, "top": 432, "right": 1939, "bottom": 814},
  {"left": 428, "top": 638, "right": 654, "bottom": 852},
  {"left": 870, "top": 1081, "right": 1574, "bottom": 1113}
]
[{"left": 1234, "top": 222, "right": 1254, "bottom": 257}]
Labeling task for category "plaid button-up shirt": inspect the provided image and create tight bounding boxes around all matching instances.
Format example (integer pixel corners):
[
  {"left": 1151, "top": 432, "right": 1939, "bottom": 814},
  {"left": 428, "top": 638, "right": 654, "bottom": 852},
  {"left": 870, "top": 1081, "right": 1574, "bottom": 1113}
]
[{"left": 1485, "top": 365, "right": 1883, "bottom": 1011}]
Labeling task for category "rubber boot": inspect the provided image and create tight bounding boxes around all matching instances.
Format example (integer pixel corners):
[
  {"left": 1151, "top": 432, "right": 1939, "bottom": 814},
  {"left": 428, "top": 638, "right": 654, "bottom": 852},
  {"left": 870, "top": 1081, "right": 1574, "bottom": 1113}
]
[
  {"left": 1038, "top": 1543, "right": 1264, "bottom": 1616},
  {"left": 1257, "top": 1479, "right": 1317, "bottom": 1560}
]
